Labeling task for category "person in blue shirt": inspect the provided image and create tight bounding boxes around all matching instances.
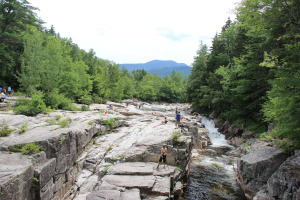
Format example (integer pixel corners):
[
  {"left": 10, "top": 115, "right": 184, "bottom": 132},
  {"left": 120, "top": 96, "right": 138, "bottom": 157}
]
[{"left": 175, "top": 111, "right": 181, "bottom": 128}]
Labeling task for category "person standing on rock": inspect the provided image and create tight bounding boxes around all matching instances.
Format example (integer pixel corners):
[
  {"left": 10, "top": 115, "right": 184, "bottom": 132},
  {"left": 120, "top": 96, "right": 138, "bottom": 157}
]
[
  {"left": 175, "top": 111, "right": 181, "bottom": 128},
  {"left": 157, "top": 145, "right": 168, "bottom": 169}
]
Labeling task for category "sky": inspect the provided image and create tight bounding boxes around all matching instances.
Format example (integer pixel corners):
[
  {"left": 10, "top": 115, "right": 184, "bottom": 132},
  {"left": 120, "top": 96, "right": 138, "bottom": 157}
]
[{"left": 29, "top": 0, "right": 239, "bottom": 66}]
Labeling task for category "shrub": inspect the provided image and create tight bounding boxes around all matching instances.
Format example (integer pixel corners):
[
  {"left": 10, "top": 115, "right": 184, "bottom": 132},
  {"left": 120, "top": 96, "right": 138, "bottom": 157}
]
[
  {"left": 172, "top": 131, "right": 182, "bottom": 142},
  {"left": 58, "top": 118, "right": 72, "bottom": 128},
  {"left": 44, "top": 91, "right": 76, "bottom": 110},
  {"left": 14, "top": 93, "right": 48, "bottom": 116},
  {"left": 78, "top": 95, "right": 93, "bottom": 105},
  {"left": 19, "top": 122, "right": 28, "bottom": 134},
  {"left": 81, "top": 105, "right": 90, "bottom": 111},
  {"left": 9, "top": 143, "right": 44, "bottom": 155},
  {"left": 0, "top": 120, "right": 14, "bottom": 137},
  {"left": 102, "top": 119, "right": 115, "bottom": 128},
  {"left": 92, "top": 94, "right": 106, "bottom": 104},
  {"left": 21, "top": 143, "right": 45, "bottom": 155}
]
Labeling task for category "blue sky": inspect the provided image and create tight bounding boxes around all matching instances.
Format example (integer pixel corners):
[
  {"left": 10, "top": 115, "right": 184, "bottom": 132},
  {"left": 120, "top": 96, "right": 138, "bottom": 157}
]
[{"left": 29, "top": 0, "right": 238, "bottom": 65}]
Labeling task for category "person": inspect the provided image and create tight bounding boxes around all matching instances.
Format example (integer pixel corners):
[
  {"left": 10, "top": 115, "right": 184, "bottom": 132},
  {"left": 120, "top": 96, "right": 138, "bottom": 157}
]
[
  {"left": 2, "top": 88, "right": 6, "bottom": 94},
  {"left": 0, "top": 92, "right": 5, "bottom": 102},
  {"left": 157, "top": 145, "right": 168, "bottom": 169},
  {"left": 162, "top": 116, "right": 168, "bottom": 124},
  {"left": 175, "top": 111, "right": 181, "bottom": 128},
  {"left": 7, "top": 87, "right": 11, "bottom": 96}
]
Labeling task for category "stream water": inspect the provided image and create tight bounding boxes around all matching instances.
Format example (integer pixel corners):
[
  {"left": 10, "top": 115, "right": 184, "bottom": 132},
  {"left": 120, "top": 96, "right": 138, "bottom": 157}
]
[{"left": 184, "top": 117, "right": 246, "bottom": 200}]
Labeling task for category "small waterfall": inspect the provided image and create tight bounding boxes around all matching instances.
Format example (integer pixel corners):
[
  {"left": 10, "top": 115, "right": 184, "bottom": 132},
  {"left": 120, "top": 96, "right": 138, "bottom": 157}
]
[
  {"left": 184, "top": 117, "right": 246, "bottom": 200},
  {"left": 201, "top": 117, "right": 232, "bottom": 147}
]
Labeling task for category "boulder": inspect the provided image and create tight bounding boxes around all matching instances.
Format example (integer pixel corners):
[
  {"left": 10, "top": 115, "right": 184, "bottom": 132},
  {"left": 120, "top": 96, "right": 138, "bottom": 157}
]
[
  {"left": 237, "top": 142, "right": 288, "bottom": 198},
  {"left": 266, "top": 150, "right": 300, "bottom": 200}
]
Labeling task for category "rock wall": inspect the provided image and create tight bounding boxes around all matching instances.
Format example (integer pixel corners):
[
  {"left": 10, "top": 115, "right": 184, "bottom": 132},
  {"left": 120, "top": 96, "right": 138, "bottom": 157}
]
[{"left": 0, "top": 111, "right": 125, "bottom": 200}]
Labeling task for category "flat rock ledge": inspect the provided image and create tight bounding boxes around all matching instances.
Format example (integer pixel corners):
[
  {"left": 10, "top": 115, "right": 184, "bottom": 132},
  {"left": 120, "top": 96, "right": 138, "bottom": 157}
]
[{"left": 85, "top": 162, "right": 178, "bottom": 200}]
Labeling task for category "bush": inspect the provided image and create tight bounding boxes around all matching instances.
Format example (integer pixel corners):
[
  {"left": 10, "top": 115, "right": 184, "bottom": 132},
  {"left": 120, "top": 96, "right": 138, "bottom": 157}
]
[
  {"left": 102, "top": 119, "right": 115, "bottom": 128},
  {"left": 0, "top": 120, "right": 14, "bottom": 137},
  {"left": 172, "top": 131, "right": 182, "bottom": 142},
  {"left": 14, "top": 93, "right": 48, "bottom": 116},
  {"left": 92, "top": 94, "right": 106, "bottom": 104},
  {"left": 21, "top": 143, "right": 45, "bottom": 155},
  {"left": 78, "top": 95, "right": 93, "bottom": 105},
  {"left": 9, "top": 143, "right": 45, "bottom": 155},
  {"left": 44, "top": 91, "right": 76, "bottom": 110},
  {"left": 19, "top": 122, "right": 28, "bottom": 134}
]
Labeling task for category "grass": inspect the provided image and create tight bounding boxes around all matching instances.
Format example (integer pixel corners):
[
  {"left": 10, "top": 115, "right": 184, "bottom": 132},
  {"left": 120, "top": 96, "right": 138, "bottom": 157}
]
[
  {"left": 0, "top": 120, "right": 15, "bottom": 137},
  {"left": 19, "top": 122, "right": 28, "bottom": 134},
  {"left": 105, "top": 145, "right": 113, "bottom": 155},
  {"left": 88, "top": 121, "right": 94, "bottom": 126},
  {"left": 9, "top": 143, "right": 45, "bottom": 155},
  {"left": 46, "top": 117, "right": 72, "bottom": 128}
]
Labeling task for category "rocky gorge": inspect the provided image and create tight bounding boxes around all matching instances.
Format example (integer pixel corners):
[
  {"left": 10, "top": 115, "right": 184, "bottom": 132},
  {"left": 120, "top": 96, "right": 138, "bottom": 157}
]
[
  {"left": 0, "top": 100, "right": 210, "bottom": 200},
  {"left": 0, "top": 99, "right": 299, "bottom": 200}
]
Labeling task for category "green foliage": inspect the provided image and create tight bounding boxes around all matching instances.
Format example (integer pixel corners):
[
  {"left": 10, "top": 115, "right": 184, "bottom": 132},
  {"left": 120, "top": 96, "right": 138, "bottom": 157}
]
[
  {"left": 44, "top": 91, "right": 76, "bottom": 110},
  {"left": 13, "top": 93, "right": 48, "bottom": 116},
  {"left": 102, "top": 119, "right": 115, "bottom": 128},
  {"left": 172, "top": 131, "right": 182, "bottom": 142},
  {"left": 21, "top": 143, "right": 45, "bottom": 155},
  {"left": 105, "top": 145, "right": 113, "bottom": 154},
  {"left": 88, "top": 121, "right": 94, "bottom": 126},
  {"left": 0, "top": 120, "right": 14, "bottom": 137},
  {"left": 19, "top": 122, "right": 28, "bottom": 134},
  {"left": 119, "top": 154, "right": 125, "bottom": 160},
  {"left": 81, "top": 105, "right": 90, "bottom": 111},
  {"left": 9, "top": 143, "right": 45, "bottom": 155},
  {"left": 58, "top": 118, "right": 72, "bottom": 128},
  {"left": 187, "top": 0, "right": 300, "bottom": 141},
  {"left": 32, "top": 177, "right": 39, "bottom": 187},
  {"left": 59, "top": 136, "right": 67, "bottom": 144},
  {"left": 46, "top": 117, "right": 72, "bottom": 128}
]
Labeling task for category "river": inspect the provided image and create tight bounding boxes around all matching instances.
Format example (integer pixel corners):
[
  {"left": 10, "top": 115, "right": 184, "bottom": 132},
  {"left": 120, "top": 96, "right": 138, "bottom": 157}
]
[{"left": 184, "top": 117, "right": 246, "bottom": 200}]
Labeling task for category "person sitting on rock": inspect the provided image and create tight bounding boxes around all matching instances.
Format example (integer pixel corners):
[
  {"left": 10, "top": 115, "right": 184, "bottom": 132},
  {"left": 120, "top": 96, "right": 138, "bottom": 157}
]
[
  {"left": 162, "top": 116, "right": 168, "bottom": 124},
  {"left": 157, "top": 145, "right": 168, "bottom": 169},
  {"left": 0, "top": 92, "right": 6, "bottom": 102}
]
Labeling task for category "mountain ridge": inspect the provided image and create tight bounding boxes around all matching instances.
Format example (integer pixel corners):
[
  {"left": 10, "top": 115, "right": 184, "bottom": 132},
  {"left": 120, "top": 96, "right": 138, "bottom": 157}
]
[{"left": 119, "top": 60, "right": 191, "bottom": 78}]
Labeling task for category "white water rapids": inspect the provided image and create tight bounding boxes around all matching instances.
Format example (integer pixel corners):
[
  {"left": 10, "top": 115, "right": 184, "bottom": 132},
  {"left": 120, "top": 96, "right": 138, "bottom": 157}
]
[{"left": 184, "top": 116, "right": 246, "bottom": 200}]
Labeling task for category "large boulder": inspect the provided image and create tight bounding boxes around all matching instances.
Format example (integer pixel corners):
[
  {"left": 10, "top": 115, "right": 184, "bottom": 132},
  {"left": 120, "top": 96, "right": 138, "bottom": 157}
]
[
  {"left": 237, "top": 142, "right": 288, "bottom": 199},
  {"left": 265, "top": 150, "right": 300, "bottom": 200}
]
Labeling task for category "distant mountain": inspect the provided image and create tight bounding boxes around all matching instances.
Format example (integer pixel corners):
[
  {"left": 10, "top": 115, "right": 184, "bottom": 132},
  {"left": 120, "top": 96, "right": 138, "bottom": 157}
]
[{"left": 119, "top": 60, "right": 191, "bottom": 78}]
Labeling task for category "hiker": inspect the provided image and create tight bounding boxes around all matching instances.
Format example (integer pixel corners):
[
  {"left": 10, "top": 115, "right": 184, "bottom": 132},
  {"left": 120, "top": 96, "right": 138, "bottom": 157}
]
[
  {"left": 157, "top": 145, "right": 168, "bottom": 169},
  {"left": 175, "top": 111, "right": 181, "bottom": 128},
  {"left": 0, "top": 92, "right": 6, "bottom": 102}
]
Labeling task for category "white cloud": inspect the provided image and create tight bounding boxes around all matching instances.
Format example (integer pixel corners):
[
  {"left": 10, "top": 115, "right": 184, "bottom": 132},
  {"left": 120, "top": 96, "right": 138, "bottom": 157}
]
[{"left": 29, "top": 0, "right": 238, "bottom": 65}]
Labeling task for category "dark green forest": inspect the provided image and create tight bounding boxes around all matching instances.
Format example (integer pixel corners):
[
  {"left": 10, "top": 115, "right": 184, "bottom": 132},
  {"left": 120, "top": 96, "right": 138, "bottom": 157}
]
[
  {"left": 1, "top": 0, "right": 299, "bottom": 148},
  {"left": 187, "top": 0, "right": 300, "bottom": 148}
]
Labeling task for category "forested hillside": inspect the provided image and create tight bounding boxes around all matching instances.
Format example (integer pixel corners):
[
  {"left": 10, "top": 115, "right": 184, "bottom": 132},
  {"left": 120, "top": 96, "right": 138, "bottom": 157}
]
[
  {"left": 187, "top": 0, "right": 300, "bottom": 148},
  {"left": 0, "top": 0, "right": 186, "bottom": 108}
]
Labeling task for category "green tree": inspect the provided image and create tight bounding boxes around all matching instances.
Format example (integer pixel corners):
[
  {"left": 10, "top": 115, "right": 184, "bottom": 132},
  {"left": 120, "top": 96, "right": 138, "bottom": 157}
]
[{"left": 0, "top": 0, "right": 41, "bottom": 87}]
